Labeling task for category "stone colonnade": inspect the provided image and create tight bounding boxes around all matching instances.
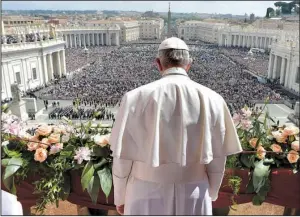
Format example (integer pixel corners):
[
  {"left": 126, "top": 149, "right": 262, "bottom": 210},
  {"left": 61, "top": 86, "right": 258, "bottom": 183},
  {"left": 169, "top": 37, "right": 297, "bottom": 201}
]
[
  {"left": 267, "top": 41, "right": 299, "bottom": 92},
  {"left": 219, "top": 33, "right": 273, "bottom": 50},
  {"left": 62, "top": 31, "right": 120, "bottom": 48},
  {"left": 43, "top": 49, "right": 67, "bottom": 82}
]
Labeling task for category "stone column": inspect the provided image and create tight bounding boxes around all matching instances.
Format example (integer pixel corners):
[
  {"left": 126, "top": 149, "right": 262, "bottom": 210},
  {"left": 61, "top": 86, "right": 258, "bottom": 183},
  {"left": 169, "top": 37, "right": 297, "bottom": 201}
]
[
  {"left": 83, "top": 34, "right": 86, "bottom": 47},
  {"left": 79, "top": 34, "right": 82, "bottom": 47},
  {"left": 268, "top": 54, "right": 274, "bottom": 78},
  {"left": 272, "top": 55, "right": 278, "bottom": 79},
  {"left": 87, "top": 33, "right": 90, "bottom": 46},
  {"left": 47, "top": 54, "right": 54, "bottom": 81},
  {"left": 101, "top": 33, "right": 103, "bottom": 45},
  {"left": 65, "top": 34, "right": 69, "bottom": 48},
  {"left": 60, "top": 50, "right": 67, "bottom": 76},
  {"left": 20, "top": 59, "right": 27, "bottom": 90},
  {"left": 116, "top": 32, "right": 120, "bottom": 46},
  {"left": 42, "top": 55, "right": 49, "bottom": 84},
  {"left": 74, "top": 35, "right": 77, "bottom": 48},
  {"left": 284, "top": 59, "right": 291, "bottom": 87},
  {"left": 56, "top": 51, "right": 62, "bottom": 78},
  {"left": 255, "top": 36, "right": 258, "bottom": 48},
  {"left": 96, "top": 33, "right": 99, "bottom": 46},
  {"left": 280, "top": 58, "right": 286, "bottom": 84},
  {"left": 92, "top": 33, "right": 95, "bottom": 46},
  {"left": 233, "top": 35, "right": 236, "bottom": 46},
  {"left": 3, "top": 62, "right": 12, "bottom": 98},
  {"left": 69, "top": 34, "right": 73, "bottom": 48}
]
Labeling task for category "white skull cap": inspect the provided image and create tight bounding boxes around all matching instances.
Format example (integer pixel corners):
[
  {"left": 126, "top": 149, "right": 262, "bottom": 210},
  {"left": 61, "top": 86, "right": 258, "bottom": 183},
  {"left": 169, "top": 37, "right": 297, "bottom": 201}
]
[{"left": 158, "top": 37, "right": 189, "bottom": 51}]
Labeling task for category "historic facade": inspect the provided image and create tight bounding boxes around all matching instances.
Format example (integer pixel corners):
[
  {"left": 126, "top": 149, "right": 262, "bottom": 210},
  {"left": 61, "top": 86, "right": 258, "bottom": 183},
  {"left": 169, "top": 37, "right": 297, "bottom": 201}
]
[
  {"left": 178, "top": 20, "right": 299, "bottom": 51},
  {"left": 1, "top": 37, "right": 66, "bottom": 100},
  {"left": 84, "top": 20, "right": 138, "bottom": 43},
  {"left": 267, "top": 38, "right": 299, "bottom": 93},
  {"left": 138, "top": 18, "right": 164, "bottom": 39},
  {"left": 58, "top": 25, "right": 121, "bottom": 48},
  {"left": 178, "top": 21, "right": 227, "bottom": 43}
]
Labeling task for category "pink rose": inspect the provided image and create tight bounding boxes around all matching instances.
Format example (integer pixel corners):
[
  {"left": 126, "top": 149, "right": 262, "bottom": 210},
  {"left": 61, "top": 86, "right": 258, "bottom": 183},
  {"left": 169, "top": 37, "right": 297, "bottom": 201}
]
[
  {"left": 34, "top": 148, "right": 48, "bottom": 163},
  {"left": 94, "top": 134, "right": 111, "bottom": 147},
  {"left": 291, "top": 141, "right": 299, "bottom": 151},
  {"left": 283, "top": 126, "right": 300, "bottom": 137},
  {"left": 249, "top": 138, "right": 262, "bottom": 149},
  {"left": 272, "top": 131, "right": 287, "bottom": 143},
  {"left": 256, "top": 146, "right": 266, "bottom": 160},
  {"left": 287, "top": 150, "right": 299, "bottom": 164},
  {"left": 40, "top": 138, "right": 50, "bottom": 149},
  {"left": 36, "top": 125, "right": 53, "bottom": 136},
  {"left": 48, "top": 133, "right": 61, "bottom": 144},
  {"left": 270, "top": 144, "right": 282, "bottom": 153},
  {"left": 27, "top": 141, "right": 40, "bottom": 151}
]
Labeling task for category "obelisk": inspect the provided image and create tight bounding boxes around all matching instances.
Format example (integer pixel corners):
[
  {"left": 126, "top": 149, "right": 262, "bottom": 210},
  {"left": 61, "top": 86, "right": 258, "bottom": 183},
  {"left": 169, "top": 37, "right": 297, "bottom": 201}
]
[{"left": 167, "top": 2, "right": 171, "bottom": 38}]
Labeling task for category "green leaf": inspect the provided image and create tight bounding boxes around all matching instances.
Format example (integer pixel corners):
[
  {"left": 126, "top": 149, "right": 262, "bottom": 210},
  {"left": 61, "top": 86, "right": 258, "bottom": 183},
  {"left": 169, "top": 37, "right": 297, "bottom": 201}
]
[
  {"left": 61, "top": 173, "right": 71, "bottom": 200},
  {"left": 2, "top": 174, "right": 17, "bottom": 195},
  {"left": 4, "top": 158, "right": 23, "bottom": 180},
  {"left": 94, "top": 158, "right": 108, "bottom": 170},
  {"left": 87, "top": 175, "right": 101, "bottom": 204},
  {"left": 60, "top": 145, "right": 75, "bottom": 157},
  {"left": 252, "top": 195, "right": 265, "bottom": 206},
  {"left": 81, "top": 161, "right": 95, "bottom": 191},
  {"left": 3, "top": 146, "right": 21, "bottom": 158},
  {"left": 92, "top": 146, "right": 110, "bottom": 157},
  {"left": 1, "top": 158, "right": 10, "bottom": 166},
  {"left": 97, "top": 167, "right": 112, "bottom": 200},
  {"left": 240, "top": 154, "right": 254, "bottom": 168},
  {"left": 252, "top": 160, "right": 270, "bottom": 193}
]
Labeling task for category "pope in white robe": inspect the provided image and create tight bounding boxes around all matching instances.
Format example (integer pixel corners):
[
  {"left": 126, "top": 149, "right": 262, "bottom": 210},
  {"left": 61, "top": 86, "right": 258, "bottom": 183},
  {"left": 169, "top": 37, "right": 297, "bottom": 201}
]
[
  {"left": 1, "top": 190, "right": 23, "bottom": 215},
  {"left": 110, "top": 37, "right": 243, "bottom": 215}
]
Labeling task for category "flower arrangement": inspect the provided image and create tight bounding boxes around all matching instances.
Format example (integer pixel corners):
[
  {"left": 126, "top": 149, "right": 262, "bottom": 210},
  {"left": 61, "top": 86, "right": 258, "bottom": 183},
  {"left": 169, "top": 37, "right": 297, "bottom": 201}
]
[
  {"left": 226, "top": 98, "right": 299, "bottom": 205},
  {"left": 1, "top": 101, "right": 112, "bottom": 213},
  {"left": 1, "top": 98, "right": 299, "bottom": 212}
]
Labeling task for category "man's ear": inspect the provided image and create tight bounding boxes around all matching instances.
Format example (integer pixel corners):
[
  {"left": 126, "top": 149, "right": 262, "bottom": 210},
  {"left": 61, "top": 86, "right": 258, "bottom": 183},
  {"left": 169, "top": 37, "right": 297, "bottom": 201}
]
[
  {"left": 185, "top": 63, "right": 191, "bottom": 72},
  {"left": 155, "top": 58, "right": 163, "bottom": 72}
]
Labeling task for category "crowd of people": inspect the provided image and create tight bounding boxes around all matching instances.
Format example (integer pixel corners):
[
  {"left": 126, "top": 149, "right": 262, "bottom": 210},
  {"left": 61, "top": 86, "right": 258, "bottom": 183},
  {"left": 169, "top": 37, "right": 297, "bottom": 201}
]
[
  {"left": 220, "top": 47, "right": 269, "bottom": 77},
  {"left": 48, "top": 105, "right": 115, "bottom": 121},
  {"left": 35, "top": 43, "right": 290, "bottom": 118},
  {"left": 1, "top": 33, "right": 54, "bottom": 44}
]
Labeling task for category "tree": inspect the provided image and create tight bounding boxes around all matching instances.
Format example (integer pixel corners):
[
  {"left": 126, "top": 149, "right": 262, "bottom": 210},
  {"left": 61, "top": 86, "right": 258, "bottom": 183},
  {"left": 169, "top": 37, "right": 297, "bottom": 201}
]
[{"left": 265, "top": 7, "right": 275, "bottom": 18}]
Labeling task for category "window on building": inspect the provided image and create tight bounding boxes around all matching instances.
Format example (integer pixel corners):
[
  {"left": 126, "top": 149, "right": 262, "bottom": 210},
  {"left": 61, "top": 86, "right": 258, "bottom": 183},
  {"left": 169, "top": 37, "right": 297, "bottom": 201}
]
[
  {"left": 15, "top": 72, "right": 21, "bottom": 84},
  {"left": 296, "top": 67, "right": 300, "bottom": 84},
  {"left": 4, "top": 21, "right": 8, "bottom": 24},
  {"left": 32, "top": 68, "right": 37, "bottom": 80}
]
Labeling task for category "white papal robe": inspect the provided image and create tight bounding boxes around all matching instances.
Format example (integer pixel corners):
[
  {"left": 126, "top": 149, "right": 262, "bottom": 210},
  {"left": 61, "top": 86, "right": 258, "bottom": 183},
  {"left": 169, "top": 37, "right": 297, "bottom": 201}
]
[
  {"left": 1, "top": 190, "right": 23, "bottom": 215},
  {"left": 110, "top": 67, "right": 242, "bottom": 215}
]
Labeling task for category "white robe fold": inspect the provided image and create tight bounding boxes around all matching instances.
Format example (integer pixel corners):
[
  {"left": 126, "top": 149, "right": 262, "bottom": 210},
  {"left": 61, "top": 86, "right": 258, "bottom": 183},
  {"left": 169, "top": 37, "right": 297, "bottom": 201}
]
[{"left": 110, "top": 67, "right": 242, "bottom": 215}]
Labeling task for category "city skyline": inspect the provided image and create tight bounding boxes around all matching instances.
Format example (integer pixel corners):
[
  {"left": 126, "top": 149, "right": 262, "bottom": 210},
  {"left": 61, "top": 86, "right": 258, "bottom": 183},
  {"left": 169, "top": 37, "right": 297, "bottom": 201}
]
[{"left": 3, "top": 1, "right": 280, "bottom": 16}]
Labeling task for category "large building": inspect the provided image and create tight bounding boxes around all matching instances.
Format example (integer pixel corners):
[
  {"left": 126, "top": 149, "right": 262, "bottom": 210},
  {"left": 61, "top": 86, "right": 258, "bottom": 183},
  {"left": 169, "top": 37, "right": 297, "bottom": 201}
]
[
  {"left": 1, "top": 34, "right": 66, "bottom": 100},
  {"left": 138, "top": 18, "right": 164, "bottom": 39},
  {"left": 2, "top": 16, "right": 45, "bottom": 27},
  {"left": 84, "top": 19, "right": 139, "bottom": 42},
  {"left": 178, "top": 21, "right": 227, "bottom": 43},
  {"left": 267, "top": 37, "right": 299, "bottom": 93}
]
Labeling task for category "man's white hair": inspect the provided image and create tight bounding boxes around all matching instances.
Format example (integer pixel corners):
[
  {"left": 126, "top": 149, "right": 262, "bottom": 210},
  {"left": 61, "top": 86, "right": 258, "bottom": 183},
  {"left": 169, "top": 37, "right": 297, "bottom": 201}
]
[{"left": 158, "top": 49, "right": 192, "bottom": 68}]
